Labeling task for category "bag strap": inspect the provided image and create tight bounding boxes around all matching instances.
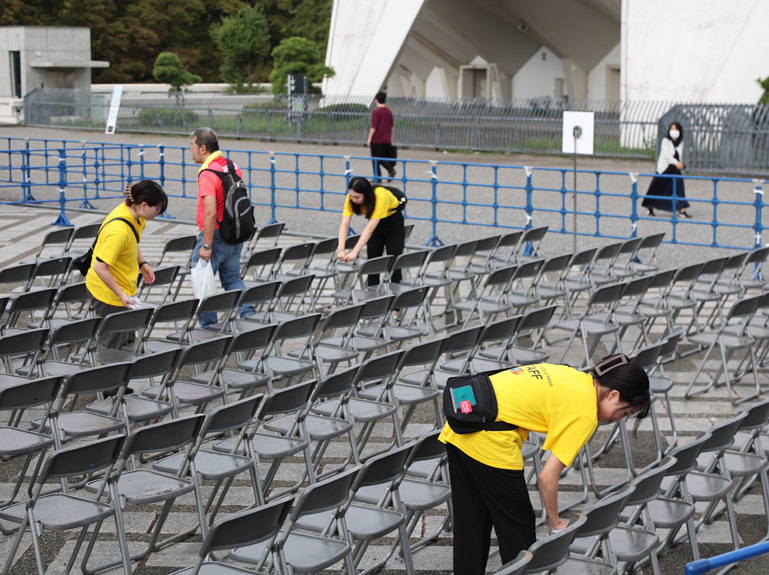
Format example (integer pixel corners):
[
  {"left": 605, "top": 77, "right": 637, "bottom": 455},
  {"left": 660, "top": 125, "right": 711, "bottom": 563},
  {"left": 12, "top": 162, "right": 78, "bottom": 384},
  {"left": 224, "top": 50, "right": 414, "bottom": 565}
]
[
  {"left": 90, "top": 217, "right": 139, "bottom": 249},
  {"left": 201, "top": 158, "right": 240, "bottom": 189}
]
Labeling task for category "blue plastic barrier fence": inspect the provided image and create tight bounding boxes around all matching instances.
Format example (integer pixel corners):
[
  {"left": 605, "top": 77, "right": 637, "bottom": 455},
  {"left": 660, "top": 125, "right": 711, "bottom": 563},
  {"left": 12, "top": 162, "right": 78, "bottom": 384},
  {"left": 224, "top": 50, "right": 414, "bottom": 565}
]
[{"left": 685, "top": 540, "right": 769, "bottom": 575}]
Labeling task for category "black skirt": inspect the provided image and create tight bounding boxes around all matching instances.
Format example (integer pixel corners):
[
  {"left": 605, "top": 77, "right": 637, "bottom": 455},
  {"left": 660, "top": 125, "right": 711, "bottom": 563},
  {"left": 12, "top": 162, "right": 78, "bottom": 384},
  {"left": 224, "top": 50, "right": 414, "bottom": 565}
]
[{"left": 642, "top": 165, "right": 689, "bottom": 212}]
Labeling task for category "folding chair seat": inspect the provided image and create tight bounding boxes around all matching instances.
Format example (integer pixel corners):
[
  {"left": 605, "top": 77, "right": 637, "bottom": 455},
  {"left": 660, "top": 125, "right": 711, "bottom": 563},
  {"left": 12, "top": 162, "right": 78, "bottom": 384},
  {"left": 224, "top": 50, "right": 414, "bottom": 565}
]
[
  {"left": 360, "top": 337, "right": 446, "bottom": 437},
  {"left": 264, "top": 366, "right": 360, "bottom": 479},
  {"left": 400, "top": 324, "right": 484, "bottom": 389},
  {"left": 0, "top": 435, "right": 131, "bottom": 575},
  {"left": 274, "top": 241, "right": 315, "bottom": 281},
  {"left": 27, "top": 255, "right": 72, "bottom": 289},
  {"left": 0, "top": 375, "right": 62, "bottom": 513},
  {"left": 566, "top": 486, "right": 637, "bottom": 575},
  {"left": 516, "top": 225, "right": 549, "bottom": 262},
  {"left": 21, "top": 316, "right": 101, "bottom": 378},
  {"left": 314, "top": 349, "right": 406, "bottom": 458},
  {"left": 191, "top": 323, "right": 277, "bottom": 395},
  {"left": 0, "top": 328, "right": 49, "bottom": 385},
  {"left": 241, "top": 246, "right": 282, "bottom": 284},
  {"left": 480, "top": 305, "right": 557, "bottom": 366},
  {"left": 332, "top": 255, "right": 395, "bottom": 306},
  {"left": 244, "top": 221, "right": 285, "bottom": 255},
  {"left": 629, "top": 232, "right": 666, "bottom": 275},
  {"left": 648, "top": 432, "right": 711, "bottom": 561},
  {"left": 165, "top": 498, "right": 293, "bottom": 575},
  {"left": 550, "top": 282, "right": 625, "bottom": 368},
  {"left": 230, "top": 467, "right": 359, "bottom": 574},
  {"left": 137, "top": 297, "right": 198, "bottom": 354},
  {"left": 28, "top": 281, "right": 91, "bottom": 330},
  {"left": 137, "top": 264, "right": 181, "bottom": 305},
  {"left": 356, "top": 431, "right": 452, "bottom": 553},
  {"left": 20, "top": 226, "right": 75, "bottom": 265},
  {"left": 320, "top": 295, "right": 395, "bottom": 359},
  {"left": 684, "top": 293, "right": 762, "bottom": 404},
  {"left": 442, "top": 314, "right": 522, "bottom": 373},
  {"left": 1, "top": 287, "right": 58, "bottom": 334},
  {"left": 334, "top": 233, "right": 364, "bottom": 279},
  {"left": 154, "top": 395, "right": 266, "bottom": 534},
  {"left": 519, "top": 513, "right": 588, "bottom": 573},
  {"left": 295, "top": 442, "right": 417, "bottom": 575},
  {"left": 259, "top": 312, "right": 322, "bottom": 384},
  {"left": 289, "top": 304, "right": 363, "bottom": 374},
  {"left": 86, "top": 348, "right": 179, "bottom": 423},
  {"left": 214, "top": 380, "right": 317, "bottom": 501},
  {"left": 81, "top": 414, "right": 207, "bottom": 574},
  {"left": 386, "top": 249, "right": 431, "bottom": 293},
  {"left": 712, "top": 251, "right": 750, "bottom": 301},
  {"left": 142, "top": 336, "right": 232, "bottom": 417},
  {"left": 453, "top": 264, "right": 516, "bottom": 328},
  {"left": 156, "top": 234, "right": 197, "bottom": 301},
  {"left": 41, "top": 362, "right": 133, "bottom": 449}
]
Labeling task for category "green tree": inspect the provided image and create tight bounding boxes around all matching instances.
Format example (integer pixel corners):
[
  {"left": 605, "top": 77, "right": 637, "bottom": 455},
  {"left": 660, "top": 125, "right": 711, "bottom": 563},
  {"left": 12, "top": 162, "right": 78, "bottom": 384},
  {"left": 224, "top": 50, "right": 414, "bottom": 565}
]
[
  {"left": 759, "top": 77, "right": 769, "bottom": 105},
  {"left": 153, "top": 52, "right": 201, "bottom": 103},
  {"left": 268, "top": 36, "right": 334, "bottom": 94},
  {"left": 286, "top": 0, "right": 333, "bottom": 55},
  {"left": 211, "top": 4, "right": 271, "bottom": 90}
]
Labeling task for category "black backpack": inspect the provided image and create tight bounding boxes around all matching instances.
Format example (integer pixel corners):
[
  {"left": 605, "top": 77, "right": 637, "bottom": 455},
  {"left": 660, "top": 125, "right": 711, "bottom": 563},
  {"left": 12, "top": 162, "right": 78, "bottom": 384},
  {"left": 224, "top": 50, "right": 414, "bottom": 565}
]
[
  {"left": 443, "top": 371, "right": 517, "bottom": 434},
  {"left": 202, "top": 158, "right": 256, "bottom": 245},
  {"left": 377, "top": 184, "right": 407, "bottom": 211}
]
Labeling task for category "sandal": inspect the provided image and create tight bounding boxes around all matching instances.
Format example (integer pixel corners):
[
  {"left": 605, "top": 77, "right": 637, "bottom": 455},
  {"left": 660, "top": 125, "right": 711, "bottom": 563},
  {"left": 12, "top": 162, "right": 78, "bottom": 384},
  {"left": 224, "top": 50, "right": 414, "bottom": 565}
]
[{"left": 678, "top": 210, "right": 692, "bottom": 219}]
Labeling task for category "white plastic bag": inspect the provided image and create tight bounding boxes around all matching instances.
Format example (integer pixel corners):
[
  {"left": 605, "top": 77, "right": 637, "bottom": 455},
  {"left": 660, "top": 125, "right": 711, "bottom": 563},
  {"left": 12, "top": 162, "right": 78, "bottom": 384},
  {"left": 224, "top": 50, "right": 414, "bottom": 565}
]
[{"left": 191, "top": 259, "right": 217, "bottom": 300}]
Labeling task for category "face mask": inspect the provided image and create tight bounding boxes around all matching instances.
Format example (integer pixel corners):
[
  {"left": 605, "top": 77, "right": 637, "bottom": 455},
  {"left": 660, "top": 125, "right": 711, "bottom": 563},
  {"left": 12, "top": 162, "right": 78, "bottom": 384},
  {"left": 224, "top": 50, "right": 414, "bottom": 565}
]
[{"left": 669, "top": 130, "right": 680, "bottom": 140}]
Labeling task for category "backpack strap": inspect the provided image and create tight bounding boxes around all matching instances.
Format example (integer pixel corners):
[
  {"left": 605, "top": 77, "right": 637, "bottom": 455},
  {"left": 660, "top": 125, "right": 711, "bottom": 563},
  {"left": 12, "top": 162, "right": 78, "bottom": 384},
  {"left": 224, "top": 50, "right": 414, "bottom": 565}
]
[
  {"left": 91, "top": 216, "right": 139, "bottom": 248},
  {"left": 200, "top": 158, "right": 240, "bottom": 188}
]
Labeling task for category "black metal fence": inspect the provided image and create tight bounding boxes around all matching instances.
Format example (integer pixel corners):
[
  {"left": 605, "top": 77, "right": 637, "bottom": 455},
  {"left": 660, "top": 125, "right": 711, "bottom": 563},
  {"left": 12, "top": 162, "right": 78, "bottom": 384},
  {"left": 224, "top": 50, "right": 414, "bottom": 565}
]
[{"left": 22, "top": 89, "right": 769, "bottom": 176}]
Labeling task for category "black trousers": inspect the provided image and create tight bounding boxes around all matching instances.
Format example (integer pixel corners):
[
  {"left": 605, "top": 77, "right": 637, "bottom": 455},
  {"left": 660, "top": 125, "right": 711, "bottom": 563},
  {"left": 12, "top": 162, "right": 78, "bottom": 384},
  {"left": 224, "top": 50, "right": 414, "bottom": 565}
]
[
  {"left": 370, "top": 142, "right": 396, "bottom": 178},
  {"left": 446, "top": 443, "right": 536, "bottom": 575},
  {"left": 366, "top": 210, "right": 405, "bottom": 286}
]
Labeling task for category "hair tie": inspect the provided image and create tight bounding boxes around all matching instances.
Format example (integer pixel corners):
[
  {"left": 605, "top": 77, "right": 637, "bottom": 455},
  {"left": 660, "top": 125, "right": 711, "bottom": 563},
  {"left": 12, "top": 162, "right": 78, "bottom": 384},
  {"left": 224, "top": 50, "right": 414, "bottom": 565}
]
[{"left": 125, "top": 183, "right": 134, "bottom": 203}]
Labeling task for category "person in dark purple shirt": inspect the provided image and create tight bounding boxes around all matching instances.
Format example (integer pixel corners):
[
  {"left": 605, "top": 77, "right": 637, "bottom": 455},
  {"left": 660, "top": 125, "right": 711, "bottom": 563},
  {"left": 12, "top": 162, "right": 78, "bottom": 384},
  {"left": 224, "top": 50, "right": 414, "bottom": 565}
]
[{"left": 367, "top": 91, "right": 396, "bottom": 181}]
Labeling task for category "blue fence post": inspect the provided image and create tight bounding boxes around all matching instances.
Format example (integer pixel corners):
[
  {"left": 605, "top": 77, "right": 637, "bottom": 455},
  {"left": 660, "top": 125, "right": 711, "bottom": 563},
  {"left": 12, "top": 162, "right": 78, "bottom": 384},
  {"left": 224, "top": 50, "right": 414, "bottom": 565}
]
[
  {"left": 78, "top": 145, "right": 95, "bottom": 209},
  {"left": 137, "top": 146, "right": 146, "bottom": 180},
  {"left": 157, "top": 144, "right": 166, "bottom": 190},
  {"left": 524, "top": 166, "right": 533, "bottom": 230},
  {"left": 21, "top": 140, "right": 32, "bottom": 202},
  {"left": 426, "top": 160, "right": 443, "bottom": 247},
  {"left": 343, "top": 155, "right": 357, "bottom": 236},
  {"left": 268, "top": 151, "right": 277, "bottom": 225},
  {"left": 629, "top": 172, "right": 639, "bottom": 238},
  {"left": 52, "top": 148, "right": 73, "bottom": 226},
  {"left": 753, "top": 179, "right": 764, "bottom": 249}
]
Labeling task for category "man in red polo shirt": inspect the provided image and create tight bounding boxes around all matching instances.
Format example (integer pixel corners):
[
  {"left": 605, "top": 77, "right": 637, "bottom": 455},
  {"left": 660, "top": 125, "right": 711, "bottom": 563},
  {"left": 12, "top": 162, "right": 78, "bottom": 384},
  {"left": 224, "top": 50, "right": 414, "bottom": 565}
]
[
  {"left": 367, "top": 91, "right": 397, "bottom": 181},
  {"left": 190, "top": 127, "right": 255, "bottom": 327}
]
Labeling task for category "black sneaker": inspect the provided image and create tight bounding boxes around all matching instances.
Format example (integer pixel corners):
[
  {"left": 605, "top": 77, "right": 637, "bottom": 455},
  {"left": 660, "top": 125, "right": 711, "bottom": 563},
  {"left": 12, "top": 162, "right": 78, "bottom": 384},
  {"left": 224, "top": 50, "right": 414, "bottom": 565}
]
[{"left": 388, "top": 167, "right": 397, "bottom": 179}]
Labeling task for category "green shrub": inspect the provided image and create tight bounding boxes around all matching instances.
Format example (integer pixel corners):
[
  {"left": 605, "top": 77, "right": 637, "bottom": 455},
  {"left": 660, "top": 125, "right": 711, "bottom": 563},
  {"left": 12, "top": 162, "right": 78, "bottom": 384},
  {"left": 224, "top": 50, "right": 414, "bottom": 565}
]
[
  {"left": 320, "top": 103, "right": 369, "bottom": 115},
  {"left": 243, "top": 100, "right": 287, "bottom": 112},
  {"left": 137, "top": 108, "right": 199, "bottom": 127}
]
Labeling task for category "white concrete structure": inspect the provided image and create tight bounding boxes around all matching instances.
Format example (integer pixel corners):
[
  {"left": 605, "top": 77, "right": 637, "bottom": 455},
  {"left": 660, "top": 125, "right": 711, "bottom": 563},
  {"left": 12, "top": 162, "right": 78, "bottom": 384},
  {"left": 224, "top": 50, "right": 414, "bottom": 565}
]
[
  {"left": 0, "top": 26, "right": 108, "bottom": 123},
  {"left": 324, "top": 0, "right": 767, "bottom": 104}
]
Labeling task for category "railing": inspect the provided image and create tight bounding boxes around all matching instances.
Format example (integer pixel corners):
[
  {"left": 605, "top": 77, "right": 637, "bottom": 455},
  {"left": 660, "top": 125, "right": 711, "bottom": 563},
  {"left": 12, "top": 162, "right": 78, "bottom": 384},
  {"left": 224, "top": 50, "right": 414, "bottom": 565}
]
[
  {"left": 685, "top": 541, "right": 769, "bottom": 574},
  {"left": 21, "top": 90, "right": 769, "bottom": 175},
  {"left": 0, "top": 137, "right": 765, "bottom": 250}
]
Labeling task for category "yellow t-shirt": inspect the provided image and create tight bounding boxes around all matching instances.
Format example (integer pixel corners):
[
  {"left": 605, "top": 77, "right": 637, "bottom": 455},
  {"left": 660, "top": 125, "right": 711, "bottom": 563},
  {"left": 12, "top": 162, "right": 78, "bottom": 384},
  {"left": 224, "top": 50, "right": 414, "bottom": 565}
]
[
  {"left": 86, "top": 203, "right": 145, "bottom": 306},
  {"left": 439, "top": 364, "right": 598, "bottom": 470},
  {"left": 342, "top": 186, "right": 400, "bottom": 219}
]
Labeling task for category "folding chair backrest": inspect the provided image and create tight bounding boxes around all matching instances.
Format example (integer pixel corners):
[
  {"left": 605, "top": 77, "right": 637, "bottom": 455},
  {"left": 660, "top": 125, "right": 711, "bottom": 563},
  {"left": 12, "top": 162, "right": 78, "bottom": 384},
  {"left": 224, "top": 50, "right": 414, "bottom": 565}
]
[
  {"left": 355, "top": 349, "right": 406, "bottom": 384},
  {"left": 30, "top": 256, "right": 72, "bottom": 286},
  {"left": 314, "top": 366, "right": 357, "bottom": 400},
  {"left": 277, "top": 274, "right": 315, "bottom": 298},
  {"left": 241, "top": 281, "right": 281, "bottom": 307},
  {"left": 151, "top": 298, "right": 200, "bottom": 325},
  {"left": 576, "top": 486, "right": 636, "bottom": 538},
  {"left": 253, "top": 222, "right": 285, "bottom": 248},
  {"left": 230, "top": 323, "right": 278, "bottom": 354},
  {"left": 442, "top": 325, "right": 484, "bottom": 355},
  {"left": 68, "top": 223, "right": 101, "bottom": 249},
  {"left": 453, "top": 240, "right": 479, "bottom": 259},
  {"left": 427, "top": 243, "right": 457, "bottom": 265},
  {"left": 140, "top": 265, "right": 180, "bottom": 294},
  {"left": 290, "top": 466, "right": 359, "bottom": 518},
  {"left": 63, "top": 361, "right": 133, "bottom": 396},
  {"left": 311, "top": 237, "right": 338, "bottom": 259},
  {"left": 202, "top": 498, "right": 293, "bottom": 555},
  {"left": 401, "top": 337, "right": 445, "bottom": 368},
  {"left": 699, "top": 413, "right": 747, "bottom": 454},
  {"left": 36, "top": 227, "right": 75, "bottom": 257},
  {"left": 496, "top": 551, "right": 533, "bottom": 575},
  {"left": 520, "top": 225, "right": 548, "bottom": 245},
  {"left": 391, "top": 286, "right": 429, "bottom": 309},
  {"left": 727, "top": 293, "right": 761, "bottom": 320},
  {"left": 638, "top": 232, "right": 666, "bottom": 252},
  {"left": 698, "top": 256, "right": 728, "bottom": 279},
  {"left": 41, "top": 434, "right": 125, "bottom": 481},
  {"left": 519, "top": 305, "right": 557, "bottom": 331},
  {"left": 258, "top": 379, "right": 315, "bottom": 418},
  {"left": 525, "top": 513, "right": 587, "bottom": 573},
  {"left": 0, "top": 263, "right": 35, "bottom": 289},
  {"left": 631, "top": 340, "right": 666, "bottom": 370},
  {"left": 497, "top": 230, "right": 525, "bottom": 253},
  {"left": 198, "top": 290, "right": 242, "bottom": 315},
  {"left": 479, "top": 315, "right": 522, "bottom": 346},
  {"left": 618, "top": 236, "right": 644, "bottom": 256},
  {"left": 620, "top": 275, "right": 652, "bottom": 298},
  {"left": 648, "top": 269, "right": 676, "bottom": 290},
  {"left": 671, "top": 262, "right": 703, "bottom": 286},
  {"left": 243, "top": 247, "right": 282, "bottom": 277},
  {"left": 0, "top": 375, "right": 62, "bottom": 411},
  {"left": 568, "top": 247, "right": 597, "bottom": 268},
  {"left": 587, "top": 282, "right": 624, "bottom": 307},
  {"left": 747, "top": 246, "right": 769, "bottom": 265},
  {"left": 7, "top": 287, "right": 57, "bottom": 321},
  {"left": 392, "top": 250, "right": 430, "bottom": 274},
  {"left": 344, "top": 234, "right": 362, "bottom": 250},
  {"left": 512, "top": 258, "right": 544, "bottom": 281},
  {"left": 320, "top": 304, "right": 364, "bottom": 332},
  {"left": 360, "top": 295, "right": 396, "bottom": 320},
  {"left": 356, "top": 442, "right": 413, "bottom": 488},
  {"left": 627, "top": 456, "right": 677, "bottom": 505},
  {"left": 98, "top": 307, "right": 153, "bottom": 338},
  {"left": 474, "top": 235, "right": 501, "bottom": 255},
  {"left": 205, "top": 394, "right": 264, "bottom": 436},
  {"left": 0, "top": 328, "right": 49, "bottom": 358},
  {"left": 177, "top": 336, "right": 233, "bottom": 368},
  {"left": 737, "top": 398, "right": 769, "bottom": 432},
  {"left": 360, "top": 255, "right": 395, "bottom": 278},
  {"left": 279, "top": 243, "right": 314, "bottom": 269},
  {"left": 48, "top": 316, "right": 101, "bottom": 348},
  {"left": 484, "top": 265, "right": 517, "bottom": 287},
  {"left": 273, "top": 313, "right": 322, "bottom": 341},
  {"left": 130, "top": 348, "right": 181, "bottom": 379},
  {"left": 594, "top": 241, "right": 623, "bottom": 263},
  {"left": 52, "top": 281, "right": 90, "bottom": 308},
  {"left": 666, "top": 432, "right": 713, "bottom": 475},
  {"left": 124, "top": 413, "right": 205, "bottom": 455},
  {"left": 408, "top": 429, "right": 446, "bottom": 463},
  {"left": 159, "top": 235, "right": 197, "bottom": 264}
]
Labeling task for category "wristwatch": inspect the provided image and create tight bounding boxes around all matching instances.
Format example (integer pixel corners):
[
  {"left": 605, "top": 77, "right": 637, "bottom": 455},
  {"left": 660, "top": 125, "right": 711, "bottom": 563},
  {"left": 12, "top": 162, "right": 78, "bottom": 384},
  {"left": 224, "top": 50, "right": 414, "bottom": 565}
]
[
  {"left": 138, "top": 261, "right": 149, "bottom": 269},
  {"left": 203, "top": 244, "right": 212, "bottom": 250}
]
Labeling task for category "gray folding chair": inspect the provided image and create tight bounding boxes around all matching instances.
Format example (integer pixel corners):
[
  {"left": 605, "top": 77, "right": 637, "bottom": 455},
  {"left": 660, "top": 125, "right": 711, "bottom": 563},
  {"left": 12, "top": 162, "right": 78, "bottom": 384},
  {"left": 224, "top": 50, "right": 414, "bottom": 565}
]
[
  {"left": 0, "top": 327, "right": 49, "bottom": 385},
  {"left": 522, "top": 513, "right": 588, "bottom": 573},
  {"left": 332, "top": 255, "right": 395, "bottom": 306},
  {"left": 230, "top": 280, "right": 281, "bottom": 326},
  {"left": 245, "top": 221, "right": 285, "bottom": 254},
  {"left": 27, "top": 255, "right": 72, "bottom": 289},
  {"left": 495, "top": 551, "right": 534, "bottom": 575},
  {"left": 274, "top": 241, "right": 315, "bottom": 281},
  {"left": 629, "top": 232, "right": 666, "bottom": 275},
  {"left": 165, "top": 498, "right": 293, "bottom": 575},
  {"left": 137, "top": 264, "right": 180, "bottom": 305},
  {"left": 2, "top": 287, "right": 58, "bottom": 334},
  {"left": 81, "top": 414, "right": 206, "bottom": 574},
  {"left": 441, "top": 314, "right": 522, "bottom": 373},
  {"left": 241, "top": 246, "right": 282, "bottom": 284},
  {"left": 136, "top": 297, "right": 199, "bottom": 354},
  {"left": 230, "top": 467, "right": 359, "bottom": 575},
  {"left": 156, "top": 234, "right": 197, "bottom": 301},
  {"left": 294, "top": 304, "right": 364, "bottom": 375},
  {"left": 452, "top": 264, "right": 516, "bottom": 327},
  {"left": 261, "top": 312, "right": 322, "bottom": 384},
  {"left": 21, "top": 227, "right": 75, "bottom": 264},
  {"left": 0, "top": 435, "right": 131, "bottom": 575},
  {"left": 480, "top": 304, "right": 556, "bottom": 367},
  {"left": 517, "top": 225, "right": 549, "bottom": 263},
  {"left": 17, "top": 319, "right": 98, "bottom": 378}
]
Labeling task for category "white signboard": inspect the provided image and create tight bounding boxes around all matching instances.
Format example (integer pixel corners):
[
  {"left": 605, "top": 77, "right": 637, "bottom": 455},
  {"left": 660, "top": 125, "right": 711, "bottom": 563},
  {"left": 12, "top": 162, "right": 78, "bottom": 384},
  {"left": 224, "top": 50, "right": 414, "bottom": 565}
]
[
  {"left": 562, "top": 111, "right": 595, "bottom": 155},
  {"left": 105, "top": 85, "right": 123, "bottom": 135}
]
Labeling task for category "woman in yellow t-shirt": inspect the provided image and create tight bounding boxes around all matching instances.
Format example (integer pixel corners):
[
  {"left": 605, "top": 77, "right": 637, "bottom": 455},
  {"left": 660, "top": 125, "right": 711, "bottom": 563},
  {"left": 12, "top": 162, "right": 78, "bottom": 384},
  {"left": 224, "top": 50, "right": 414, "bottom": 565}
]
[
  {"left": 86, "top": 180, "right": 168, "bottom": 350},
  {"left": 440, "top": 355, "right": 650, "bottom": 575},
  {"left": 336, "top": 177, "right": 405, "bottom": 287}
]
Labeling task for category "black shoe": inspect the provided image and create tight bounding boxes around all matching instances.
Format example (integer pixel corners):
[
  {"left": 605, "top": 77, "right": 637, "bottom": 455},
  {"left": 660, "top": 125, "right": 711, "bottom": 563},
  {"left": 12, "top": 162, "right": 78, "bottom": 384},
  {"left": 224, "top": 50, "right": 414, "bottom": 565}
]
[
  {"left": 104, "top": 387, "right": 134, "bottom": 397},
  {"left": 388, "top": 167, "right": 397, "bottom": 179},
  {"left": 678, "top": 210, "right": 692, "bottom": 219},
  {"left": 646, "top": 207, "right": 655, "bottom": 216}
]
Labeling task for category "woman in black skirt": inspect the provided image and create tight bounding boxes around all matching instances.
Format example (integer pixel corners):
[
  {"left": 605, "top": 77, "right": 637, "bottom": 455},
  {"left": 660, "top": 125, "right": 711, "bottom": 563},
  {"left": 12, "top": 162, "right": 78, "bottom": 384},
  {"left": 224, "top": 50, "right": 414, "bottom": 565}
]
[
  {"left": 642, "top": 122, "right": 691, "bottom": 218},
  {"left": 336, "top": 177, "right": 406, "bottom": 287}
]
